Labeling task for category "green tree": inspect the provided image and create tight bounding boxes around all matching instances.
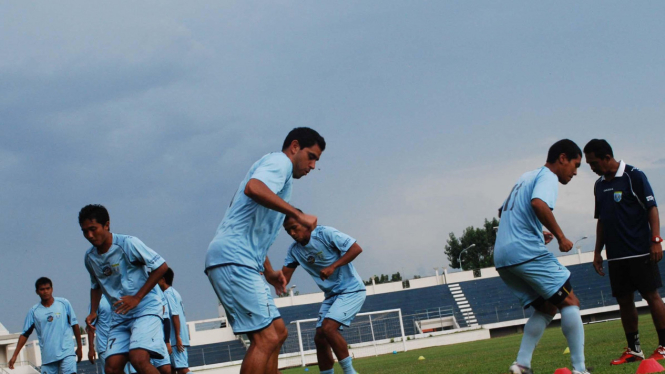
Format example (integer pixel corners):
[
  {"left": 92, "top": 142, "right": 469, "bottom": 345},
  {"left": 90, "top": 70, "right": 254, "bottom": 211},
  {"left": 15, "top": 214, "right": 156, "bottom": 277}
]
[
  {"left": 445, "top": 218, "right": 499, "bottom": 270},
  {"left": 364, "top": 272, "right": 403, "bottom": 286}
]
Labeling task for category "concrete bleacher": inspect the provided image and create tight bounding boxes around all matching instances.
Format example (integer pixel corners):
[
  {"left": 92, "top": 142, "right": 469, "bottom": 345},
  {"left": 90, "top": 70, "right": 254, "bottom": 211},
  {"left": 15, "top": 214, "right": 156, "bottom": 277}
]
[{"left": 188, "top": 340, "right": 247, "bottom": 367}]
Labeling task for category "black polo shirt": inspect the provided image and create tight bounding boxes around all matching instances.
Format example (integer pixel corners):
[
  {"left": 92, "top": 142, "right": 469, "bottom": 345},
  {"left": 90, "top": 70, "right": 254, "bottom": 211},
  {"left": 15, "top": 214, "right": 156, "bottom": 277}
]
[{"left": 594, "top": 160, "right": 658, "bottom": 260}]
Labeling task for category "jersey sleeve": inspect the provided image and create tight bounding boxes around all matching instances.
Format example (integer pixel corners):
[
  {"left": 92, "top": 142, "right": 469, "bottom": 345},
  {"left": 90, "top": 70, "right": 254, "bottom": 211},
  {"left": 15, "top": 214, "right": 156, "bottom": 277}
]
[
  {"left": 321, "top": 227, "right": 357, "bottom": 253},
  {"left": 64, "top": 299, "right": 78, "bottom": 326},
  {"left": 250, "top": 154, "right": 292, "bottom": 194},
  {"left": 165, "top": 290, "right": 181, "bottom": 316},
  {"left": 21, "top": 309, "right": 35, "bottom": 338},
  {"left": 283, "top": 246, "right": 299, "bottom": 268},
  {"left": 629, "top": 168, "right": 657, "bottom": 209},
  {"left": 84, "top": 254, "right": 100, "bottom": 290},
  {"left": 532, "top": 170, "right": 559, "bottom": 210},
  {"left": 593, "top": 179, "right": 600, "bottom": 219},
  {"left": 125, "top": 237, "right": 166, "bottom": 271}
]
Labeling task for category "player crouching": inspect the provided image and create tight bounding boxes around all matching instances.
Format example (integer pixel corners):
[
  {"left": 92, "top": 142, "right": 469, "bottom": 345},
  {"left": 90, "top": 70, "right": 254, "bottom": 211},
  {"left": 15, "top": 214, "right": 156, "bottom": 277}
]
[{"left": 281, "top": 213, "right": 365, "bottom": 374}]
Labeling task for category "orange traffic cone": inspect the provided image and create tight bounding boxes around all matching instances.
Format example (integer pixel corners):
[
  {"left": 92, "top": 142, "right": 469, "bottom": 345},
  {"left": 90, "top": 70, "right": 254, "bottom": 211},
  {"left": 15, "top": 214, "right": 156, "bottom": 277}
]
[
  {"left": 636, "top": 358, "right": 665, "bottom": 374},
  {"left": 553, "top": 368, "right": 571, "bottom": 374}
]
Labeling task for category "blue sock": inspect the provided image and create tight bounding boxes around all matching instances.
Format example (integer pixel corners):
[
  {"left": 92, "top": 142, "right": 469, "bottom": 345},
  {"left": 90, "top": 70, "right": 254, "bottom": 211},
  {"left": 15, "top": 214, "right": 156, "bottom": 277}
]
[
  {"left": 320, "top": 370, "right": 334, "bottom": 374},
  {"left": 339, "top": 356, "right": 357, "bottom": 374},
  {"left": 561, "top": 306, "right": 585, "bottom": 372},
  {"left": 516, "top": 310, "right": 553, "bottom": 368}
]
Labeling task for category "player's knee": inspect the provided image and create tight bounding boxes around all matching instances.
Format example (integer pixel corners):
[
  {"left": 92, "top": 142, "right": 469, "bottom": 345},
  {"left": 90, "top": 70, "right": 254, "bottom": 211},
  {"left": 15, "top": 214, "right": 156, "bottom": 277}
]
[
  {"left": 641, "top": 290, "right": 662, "bottom": 304},
  {"left": 105, "top": 364, "right": 124, "bottom": 374},
  {"left": 314, "top": 329, "right": 327, "bottom": 345},
  {"left": 128, "top": 350, "right": 151, "bottom": 369},
  {"left": 616, "top": 293, "right": 635, "bottom": 306},
  {"left": 320, "top": 320, "right": 340, "bottom": 337}
]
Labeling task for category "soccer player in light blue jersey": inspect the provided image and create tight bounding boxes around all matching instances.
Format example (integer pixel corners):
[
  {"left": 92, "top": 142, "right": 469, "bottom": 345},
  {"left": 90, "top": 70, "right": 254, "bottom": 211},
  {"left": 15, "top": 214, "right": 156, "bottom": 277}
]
[
  {"left": 205, "top": 127, "right": 325, "bottom": 374},
  {"left": 128, "top": 287, "right": 172, "bottom": 374},
  {"left": 281, "top": 215, "right": 365, "bottom": 374},
  {"left": 87, "top": 295, "right": 112, "bottom": 374},
  {"left": 494, "top": 139, "right": 588, "bottom": 374},
  {"left": 158, "top": 268, "right": 190, "bottom": 374},
  {"left": 80, "top": 204, "right": 170, "bottom": 374},
  {"left": 9, "top": 277, "right": 82, "bottom": 374}
]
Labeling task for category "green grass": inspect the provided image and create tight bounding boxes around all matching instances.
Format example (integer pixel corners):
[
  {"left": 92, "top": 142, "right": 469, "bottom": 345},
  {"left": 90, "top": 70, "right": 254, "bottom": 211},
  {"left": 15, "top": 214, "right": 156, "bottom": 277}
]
[{"left": 283, "top": 317, "right": 661, "bottom": 374}]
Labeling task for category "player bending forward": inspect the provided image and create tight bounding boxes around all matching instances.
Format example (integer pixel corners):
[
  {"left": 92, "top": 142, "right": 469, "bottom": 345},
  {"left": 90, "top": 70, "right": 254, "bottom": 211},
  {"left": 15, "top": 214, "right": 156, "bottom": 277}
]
[
  {"left": 81, "top": 204, "right": 170, "bottom": 374},
  {"left": 494, "top": 139, "right": 589, "bottom": 374},
  {"left": 282, "top": 215, "right": 365, "bottom": 374}
]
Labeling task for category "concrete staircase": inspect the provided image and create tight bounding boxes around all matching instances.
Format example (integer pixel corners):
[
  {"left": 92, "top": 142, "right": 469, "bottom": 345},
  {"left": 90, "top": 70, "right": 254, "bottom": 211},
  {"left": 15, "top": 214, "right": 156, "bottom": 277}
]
[{"left": 448, "top": 283, "right": 478, "bottom": 326}]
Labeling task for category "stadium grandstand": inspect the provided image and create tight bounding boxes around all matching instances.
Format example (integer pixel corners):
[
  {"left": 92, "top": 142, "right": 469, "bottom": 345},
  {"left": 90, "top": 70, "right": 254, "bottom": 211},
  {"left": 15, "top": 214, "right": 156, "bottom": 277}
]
[{"left": 1, "top": 250, "right": 659, "bottom": 374}]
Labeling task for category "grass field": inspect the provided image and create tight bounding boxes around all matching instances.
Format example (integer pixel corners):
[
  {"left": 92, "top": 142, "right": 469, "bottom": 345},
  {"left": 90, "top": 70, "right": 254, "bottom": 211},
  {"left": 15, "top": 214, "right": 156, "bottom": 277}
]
[{"left": 283, "top": 317, "right": 662, "bottom": 374}]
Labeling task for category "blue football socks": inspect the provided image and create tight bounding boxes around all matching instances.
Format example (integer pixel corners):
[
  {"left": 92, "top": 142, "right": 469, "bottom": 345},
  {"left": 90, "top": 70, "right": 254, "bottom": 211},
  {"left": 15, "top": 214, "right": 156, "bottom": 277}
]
[
  {"left": 339, "top": 356, "right": 357, "bottom": 374},
  {"left": 561, "top": 305, "right": 586, "bottom": 372},
  {"left": 516, "top": 310, "right": 553, "bottom": 368},
  {"left": 320, "top": 369, "right": 334, "bottom": 374}
]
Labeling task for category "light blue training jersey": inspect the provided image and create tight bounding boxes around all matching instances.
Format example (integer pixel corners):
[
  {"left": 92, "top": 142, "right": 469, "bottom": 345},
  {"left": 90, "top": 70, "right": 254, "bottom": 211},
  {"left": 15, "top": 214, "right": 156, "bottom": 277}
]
[
  {"left": 84, "top": 234, "right": 166, "bottom": 322},
  {"left": 89, "top": 295, "right": 112, "bottom": 353},
  {"left": 494, "top": 167, "right": 559, "bottom": 269},
  {"left": 205, "top": 152, "right": 293, "bottom": 272},
  {"left": 164, "top": 287, "right": 190, "bottom": 346},
  {"left": 284, "top": 226, "right": 365, "bottom": 299},
  {"left": 22, "top": 297, "right": 78, "bottom": 365}
]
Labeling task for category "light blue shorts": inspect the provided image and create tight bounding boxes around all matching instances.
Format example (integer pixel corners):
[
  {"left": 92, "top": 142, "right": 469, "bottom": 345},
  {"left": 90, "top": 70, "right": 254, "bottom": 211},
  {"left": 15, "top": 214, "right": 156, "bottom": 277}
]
[
  {"left": 98, "top": 351, "right": 107, "bottom": 374},
  {"left": 498, "top": 253, "right": 571, "bottom": 308},
  {"left": 106, "top": 315, "right": 168, "bottom": 360},
  {"left": 41, "top": 355, "right": 76, "bottom": 374},
  {"left": 170, "top": 347, "right": 189, "bottom": 369},
  {"left": 127, "top": 354, "right": 170, "bottom": 374},
  {"left": 207, "top": 265, "right": 281, "bottom": 334},
  {"left": 317, "top": 291, "right": 366, "bottom": 329}
]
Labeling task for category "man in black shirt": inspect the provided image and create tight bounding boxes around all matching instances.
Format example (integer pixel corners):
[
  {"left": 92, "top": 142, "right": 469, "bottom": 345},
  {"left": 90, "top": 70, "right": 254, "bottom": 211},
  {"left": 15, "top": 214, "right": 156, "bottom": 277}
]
[{"left": 585, "top": 139, "right": 664, "bottom": 365}]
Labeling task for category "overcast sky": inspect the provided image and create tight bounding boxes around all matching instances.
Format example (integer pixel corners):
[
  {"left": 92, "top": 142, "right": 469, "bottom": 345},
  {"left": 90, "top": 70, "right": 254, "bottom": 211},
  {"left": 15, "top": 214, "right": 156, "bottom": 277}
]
[{"left": 2, "top": 1, "right": 665, "bottom": 333}]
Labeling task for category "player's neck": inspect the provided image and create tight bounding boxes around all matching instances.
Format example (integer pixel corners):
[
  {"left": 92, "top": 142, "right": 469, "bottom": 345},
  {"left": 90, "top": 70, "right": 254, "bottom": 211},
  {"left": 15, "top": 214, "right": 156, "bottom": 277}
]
[
  {"left": 603, "top": 159, "right": 620, "bottom": 181},
  {"left": 41, "top": 297, "right": 54, "bottom": 307},
  {"left": 96, "top": 233, "right": 114, "bottom": 254}
]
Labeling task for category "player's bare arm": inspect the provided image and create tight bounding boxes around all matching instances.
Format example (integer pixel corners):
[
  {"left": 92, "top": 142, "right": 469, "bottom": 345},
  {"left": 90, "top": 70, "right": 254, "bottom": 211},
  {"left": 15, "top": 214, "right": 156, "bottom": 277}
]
[
  {"left": 245, "top": 178, "right": 317, "bottom": 230},
  {"left": 320, "top": 243, "right": 363, "bottom": 280},
  {"left": 86, "top": 287, "right": 102, "bottom": 331},
  {"left": 114, "top": 262, "right": 168, "bottom": 314},
  {"left": 593, "top": 220, "right": 606, "bottom": 276},
  {"left": 649, "top": 206, "right": 662, "bottom": 263},
  {"left": 87, "top": 324, "right": 96, "bottom": 363},
  {"left": 263, "top": 257, "right": 287, "bottom": 294},
  {"left": 531, "top": 198, "right": 573, "bottom": 252},
  {"left": 281, "top": 266, "right": 296, "bottom": 285},
  {"left": 73, "top": 324, "right": 83, "bottom": 362},
  {"left": 8, "top": 335, "right": 29, "bottom": 369},
  {"left": 172, "top": 314, "right": 185, "bottom": 352}
]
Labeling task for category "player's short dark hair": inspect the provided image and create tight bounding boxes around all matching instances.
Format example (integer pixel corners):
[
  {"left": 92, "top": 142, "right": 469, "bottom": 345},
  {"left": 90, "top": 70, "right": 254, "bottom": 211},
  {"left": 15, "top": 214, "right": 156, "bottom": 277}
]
[
  {"left": 35, "top": 277, "right": 52, "bottom": 290},
  {"left": 546, "top": 139, "right": 582, "bottom": 163},
  {"left": 164, "top": 268, "right": 175, "bottom": 286},
  {"left": 79, "top": 204, "right": 110, "bottom": 226},
  {"left": 282, "top": 128, "right": 326, "bottom": 152},
  {"left": 583, "top": 139, "right": 614, "bottom": 159},
  {"left": 283, "top": 208, "right": 303, "bottom": 224}
]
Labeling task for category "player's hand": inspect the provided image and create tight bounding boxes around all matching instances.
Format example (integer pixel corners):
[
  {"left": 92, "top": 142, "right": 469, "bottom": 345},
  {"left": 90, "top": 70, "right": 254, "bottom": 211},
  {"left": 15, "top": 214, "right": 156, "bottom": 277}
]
[
  {"left": 176, "top": 337, "right": 185, "bottom": 353},
  {"left": 593, "top": 252, "right": 605, "bottom": 276},
  {"left": 320, "top": 266, "right": 335, "bottom": 280},
  {"left": 558, "top": 237, "right": 573, "bottom": 252},
  {"left": 114, "top": 295, "right": 141, "bottom": 314},
  {"left": 88, "top": 346, "right": 96, "bottom": 364},
  {"left": 297, "top": 212, "right": 318, "bottom": 231},
  {"left": 265, "top": 270, "right": 287, "bottom": 295},
  {"left": 651, "top": 242, "right": 663, "bottom": 263},
  {"left": 543, "top": 231, "right": 554, "bottom": 244},
  {"left": 85, "top": 313, "right": 97, "bottom": 332},
  {"left": 9, "top": 356, "right": 17, "bottom": 369},
  {"left": 167, "top": 343, "right": 173, "bottom": 355},
  {"left": 76, "top": 346, "right": 83, "bottom": 363}
]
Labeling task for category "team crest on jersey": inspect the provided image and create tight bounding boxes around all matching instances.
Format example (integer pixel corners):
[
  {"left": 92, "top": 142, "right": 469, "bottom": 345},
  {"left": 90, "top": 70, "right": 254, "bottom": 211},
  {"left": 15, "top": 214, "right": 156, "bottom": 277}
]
[
  {"left": 47, "top": 315, "right": 53, "bottom": 322},
  {"left": 102, "top": 266, "right": 113, "bottom": 276},
  {"left": 307, "top": 255, "right": 316, "bottom": 264},
  {"left": 614, "top": 191, "right": 623, "bottom": 202}
]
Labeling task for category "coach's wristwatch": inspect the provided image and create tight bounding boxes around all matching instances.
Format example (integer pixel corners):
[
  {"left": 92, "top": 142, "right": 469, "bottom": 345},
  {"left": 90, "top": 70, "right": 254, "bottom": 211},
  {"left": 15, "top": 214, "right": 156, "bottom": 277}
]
[{"left": 653, "top": 236, "right": 664, "bottom": 244}]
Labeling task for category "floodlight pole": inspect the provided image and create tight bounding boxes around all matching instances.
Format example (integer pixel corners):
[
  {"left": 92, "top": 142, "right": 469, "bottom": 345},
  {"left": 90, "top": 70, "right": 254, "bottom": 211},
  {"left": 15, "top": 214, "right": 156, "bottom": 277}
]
[{"left": 458, "top": 244, "right": 476, "bottom": 271}]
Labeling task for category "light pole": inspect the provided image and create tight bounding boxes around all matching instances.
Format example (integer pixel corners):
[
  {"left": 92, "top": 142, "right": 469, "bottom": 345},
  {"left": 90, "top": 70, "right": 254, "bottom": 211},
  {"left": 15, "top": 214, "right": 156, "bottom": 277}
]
[
  {"left": 574, "top": 236, "right": 588, "bottom": 260},
  {"left": 458, "top": 244, "right": 476, "bottom": 271},
  {"left": 289, "top": 285, "right": 297, "bottom": 305}
]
